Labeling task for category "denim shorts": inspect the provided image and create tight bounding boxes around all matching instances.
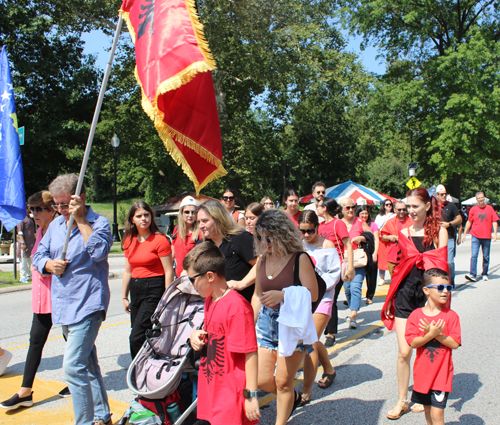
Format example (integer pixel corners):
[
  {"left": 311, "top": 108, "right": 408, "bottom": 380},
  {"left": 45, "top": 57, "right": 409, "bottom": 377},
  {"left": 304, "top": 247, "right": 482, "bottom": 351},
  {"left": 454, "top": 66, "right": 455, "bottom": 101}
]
[{"left": 256, "top": 306, "right": 313, "bottom": 355}]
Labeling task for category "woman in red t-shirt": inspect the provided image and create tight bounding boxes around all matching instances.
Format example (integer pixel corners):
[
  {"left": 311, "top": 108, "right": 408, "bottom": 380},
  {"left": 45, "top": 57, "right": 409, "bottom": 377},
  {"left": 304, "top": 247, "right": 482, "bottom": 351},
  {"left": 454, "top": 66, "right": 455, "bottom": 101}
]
[
  {"left": 172, "top": 196, "right": 200, "bottom": 276},
  {"left": 317, "top": 197, "right": 354, "bottom": 347},
  {"left": 282, "top": 188, "right": 300, "bottom": 227},
  {"left": 121, "top": 201, "right": 175, "bottom": 358}
]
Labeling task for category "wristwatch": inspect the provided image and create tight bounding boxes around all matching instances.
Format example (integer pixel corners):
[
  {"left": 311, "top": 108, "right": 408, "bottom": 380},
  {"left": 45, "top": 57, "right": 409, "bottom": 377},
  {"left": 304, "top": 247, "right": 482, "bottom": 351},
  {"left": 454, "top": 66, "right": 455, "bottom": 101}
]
[{"left": 243, "top": 389, "right": 258, "bottom": 399}]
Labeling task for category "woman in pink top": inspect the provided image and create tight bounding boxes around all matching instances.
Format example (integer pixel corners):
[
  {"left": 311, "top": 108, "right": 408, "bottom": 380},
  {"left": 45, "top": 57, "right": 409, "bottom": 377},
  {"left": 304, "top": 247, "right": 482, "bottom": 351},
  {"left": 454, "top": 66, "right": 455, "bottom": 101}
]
[
  {"left": 0, "top": 191, "right": 63, "bottom": 411},
  {"left": 339, "top": 197, "right": 371, "bottom": 329}
]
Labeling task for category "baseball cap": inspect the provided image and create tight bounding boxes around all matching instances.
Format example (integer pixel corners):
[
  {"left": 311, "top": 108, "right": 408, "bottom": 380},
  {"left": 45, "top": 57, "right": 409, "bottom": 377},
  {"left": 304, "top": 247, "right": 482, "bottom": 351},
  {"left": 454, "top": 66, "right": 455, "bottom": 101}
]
[
  {"left": 179, "top": 196, "right": 198, "bottom": 209},
  {"left": 436, "top": 184, "right": 446, "bottom": 194}
]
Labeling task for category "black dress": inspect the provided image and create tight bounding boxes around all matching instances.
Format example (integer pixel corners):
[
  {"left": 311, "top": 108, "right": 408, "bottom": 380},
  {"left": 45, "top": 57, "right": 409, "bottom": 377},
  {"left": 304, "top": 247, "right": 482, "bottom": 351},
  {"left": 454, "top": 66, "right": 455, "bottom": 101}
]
[{"left": 394, "top": 236, "right": 433, "bottom": 319}]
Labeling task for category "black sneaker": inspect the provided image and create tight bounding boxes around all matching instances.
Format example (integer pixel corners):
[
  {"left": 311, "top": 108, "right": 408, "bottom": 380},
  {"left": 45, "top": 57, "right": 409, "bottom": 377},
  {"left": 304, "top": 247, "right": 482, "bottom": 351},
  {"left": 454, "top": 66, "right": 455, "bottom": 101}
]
[
  {"left": 58, "top": 386, "right": 71, "bottom": 398},
  {"left": 0, "top": 392, "right": 34, "bottom": 410},
  {"left": 324, "top": 336, "right": 336, "bottom": 347},
  {"left": 465, "top": 274, "right": 477, "bottom": 282}
]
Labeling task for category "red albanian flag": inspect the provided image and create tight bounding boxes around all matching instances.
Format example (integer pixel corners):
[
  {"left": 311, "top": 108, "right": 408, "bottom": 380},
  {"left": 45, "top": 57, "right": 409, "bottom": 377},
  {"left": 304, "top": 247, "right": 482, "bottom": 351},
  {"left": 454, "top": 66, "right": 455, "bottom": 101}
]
[{"left": 120, "top": 0, "right": 226, "bottom": 193}]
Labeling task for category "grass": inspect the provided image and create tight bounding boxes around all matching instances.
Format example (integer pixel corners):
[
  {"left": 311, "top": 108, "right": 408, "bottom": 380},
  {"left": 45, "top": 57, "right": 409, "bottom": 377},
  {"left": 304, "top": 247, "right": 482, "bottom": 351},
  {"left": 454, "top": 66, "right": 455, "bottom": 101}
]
[{"left": 0, "top": 270, "right": 28, "bottom": 288}]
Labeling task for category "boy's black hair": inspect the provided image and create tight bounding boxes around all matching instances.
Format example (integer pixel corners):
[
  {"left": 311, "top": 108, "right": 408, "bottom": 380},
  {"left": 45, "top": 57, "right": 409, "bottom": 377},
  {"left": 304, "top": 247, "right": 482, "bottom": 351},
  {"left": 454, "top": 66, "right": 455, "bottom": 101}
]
[
  {"left": 422, "top": 268, "right": 450, "bottom": 289},
  {"left": 183, "top": 241, "right": 226, "bottom": 277}
]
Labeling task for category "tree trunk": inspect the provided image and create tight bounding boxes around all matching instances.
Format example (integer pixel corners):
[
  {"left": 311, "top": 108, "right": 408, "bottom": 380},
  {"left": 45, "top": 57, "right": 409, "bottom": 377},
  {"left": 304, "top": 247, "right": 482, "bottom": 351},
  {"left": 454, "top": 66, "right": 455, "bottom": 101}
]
[{"left": 451, "top": 173, "right": 462, "bottom": 206}]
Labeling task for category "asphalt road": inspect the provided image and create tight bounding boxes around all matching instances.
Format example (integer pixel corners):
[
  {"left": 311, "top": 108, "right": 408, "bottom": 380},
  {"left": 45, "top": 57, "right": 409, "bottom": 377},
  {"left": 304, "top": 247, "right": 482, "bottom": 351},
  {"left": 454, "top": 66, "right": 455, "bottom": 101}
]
[{"left": 0, "top": 238, "right": 498, "bottom": 424}]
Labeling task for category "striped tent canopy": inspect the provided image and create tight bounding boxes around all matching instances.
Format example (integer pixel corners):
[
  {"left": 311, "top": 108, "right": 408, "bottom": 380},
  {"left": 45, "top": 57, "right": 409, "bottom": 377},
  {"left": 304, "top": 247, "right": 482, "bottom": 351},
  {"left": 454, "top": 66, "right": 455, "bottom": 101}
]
[{"left": 325, "top": 181, "right": 398, "bottom": 206}]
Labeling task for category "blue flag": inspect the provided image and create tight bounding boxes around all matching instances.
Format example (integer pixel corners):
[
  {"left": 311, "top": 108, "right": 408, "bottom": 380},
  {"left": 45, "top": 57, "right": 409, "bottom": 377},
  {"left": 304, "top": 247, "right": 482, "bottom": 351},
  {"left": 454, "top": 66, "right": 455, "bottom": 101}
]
[{"left": 0, "top": 46, "right": 26, "bottom": 232}]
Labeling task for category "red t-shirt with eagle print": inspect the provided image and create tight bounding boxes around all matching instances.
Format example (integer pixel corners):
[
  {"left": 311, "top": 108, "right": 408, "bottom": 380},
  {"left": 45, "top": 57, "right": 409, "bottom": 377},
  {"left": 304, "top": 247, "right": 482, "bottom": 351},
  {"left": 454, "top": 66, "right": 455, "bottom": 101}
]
[
  {"left": 405, "top": 307, "right": 461, "bottom": 393},
  {"left": 197, "top": 289, "right": 258, "bottom": 425}
]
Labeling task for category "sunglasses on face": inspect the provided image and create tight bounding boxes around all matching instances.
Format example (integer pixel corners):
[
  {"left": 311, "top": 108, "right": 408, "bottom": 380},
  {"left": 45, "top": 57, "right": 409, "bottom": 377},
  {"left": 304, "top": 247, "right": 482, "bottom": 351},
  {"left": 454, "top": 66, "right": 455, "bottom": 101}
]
[
  {"left": 256, "top": 234, "right": 272, "bottom": 244},
  {"left": 425, "top": 284, "right": 453, "bottom": 292},
  {"left": 265, "top": 202, "right": 273, "bottom": 205},
  {"left": 299, "top": 228, "right": 316, "bottom": 235},
  {"left": 315, "top": 191, "right": 325, "bottom": 194},
  {"left": 385, "top": 203, "right": 392, "bottom": 207},
  {"left": 222, "top": 196, "right": 235, "bottom": 201},
  {"left": 396, "top": 208, "right": 407, "bottom": 212},
  {"left": 52, "top": 204, "right": 70, "bottom": 211},
  {"left": 344, "top": 206, "right": 355, "bottom": 210},
  {"left": 183, "top": 210, "right": 196, "bottom": 215},
  {"left": 30, "top": 206, "right": 50, "bottom": 213},
  {"left": 188, "top": 271, "right": 213, "bottom": 284}
]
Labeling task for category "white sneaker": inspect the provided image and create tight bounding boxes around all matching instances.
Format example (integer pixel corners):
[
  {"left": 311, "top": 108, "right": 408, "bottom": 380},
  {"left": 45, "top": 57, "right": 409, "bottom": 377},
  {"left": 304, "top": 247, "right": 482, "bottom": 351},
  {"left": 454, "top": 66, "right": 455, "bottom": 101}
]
[
  {"left": 350, "top": 319, "right": 357, "bottom": 329},
  {"left": 0, "top": 350, "right": 12, "bottom": 376},
  {"left": 378, "top": 278, "right": 386, "bottom": 286},
  {"left": 482, "top": 275, "right": 489, "bottom": 281}
]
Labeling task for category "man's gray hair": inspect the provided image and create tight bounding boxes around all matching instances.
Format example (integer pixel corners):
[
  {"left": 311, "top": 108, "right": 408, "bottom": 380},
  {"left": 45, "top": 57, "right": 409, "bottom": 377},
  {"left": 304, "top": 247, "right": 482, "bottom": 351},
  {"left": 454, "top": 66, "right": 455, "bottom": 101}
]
[
  {"left": 475, "top": 191, "right": 485, "bottom": 198},
  {"left": 49, "top": 173, "right": 86, "bottom": 196},
  {"left": 395, "top": 200, "right": 406, "bottom": 208}
]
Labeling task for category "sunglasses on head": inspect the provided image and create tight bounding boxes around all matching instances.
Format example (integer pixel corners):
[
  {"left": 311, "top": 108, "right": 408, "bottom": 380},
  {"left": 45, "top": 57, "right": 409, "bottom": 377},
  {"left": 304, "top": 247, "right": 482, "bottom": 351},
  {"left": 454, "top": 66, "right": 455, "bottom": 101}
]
[
  {"left": 30, "top": 206, "right": 50, "bottom": 213},
  {"left": 299, "top": 228, "right": 316, "bottom": 235},
  {"left": 256, "top": 234, "right": 272, "bottom": 244},
  {"left": 425, "top": 284, "right": 453, "bottom": 292},
  {"left": 222, "top": 196, "right": 235, "bottom": 201},
  {"left": 187, "top": 270, "right": 214, "bottom": 284}
]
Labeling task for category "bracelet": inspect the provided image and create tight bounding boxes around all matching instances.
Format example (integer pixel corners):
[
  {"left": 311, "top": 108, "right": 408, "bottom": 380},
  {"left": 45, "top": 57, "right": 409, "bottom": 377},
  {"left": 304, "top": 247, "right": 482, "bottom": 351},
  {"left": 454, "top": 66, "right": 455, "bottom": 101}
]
[{"left": 20, "top": 242, "right": 26, "bottom": 245}]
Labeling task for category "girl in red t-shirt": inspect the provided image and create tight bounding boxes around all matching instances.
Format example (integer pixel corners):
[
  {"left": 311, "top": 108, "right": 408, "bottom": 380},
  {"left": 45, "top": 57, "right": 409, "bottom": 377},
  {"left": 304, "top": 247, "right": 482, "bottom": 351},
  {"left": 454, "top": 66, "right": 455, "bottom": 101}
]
[
  {"left": 121, "top": 201, "right": 175, "bottom": 358},
  {"left": 172, "top": 196, "right": 200, "bottom": 276},
  {"left": 282, "top": 188, "right": 300, "bottom": 227}
]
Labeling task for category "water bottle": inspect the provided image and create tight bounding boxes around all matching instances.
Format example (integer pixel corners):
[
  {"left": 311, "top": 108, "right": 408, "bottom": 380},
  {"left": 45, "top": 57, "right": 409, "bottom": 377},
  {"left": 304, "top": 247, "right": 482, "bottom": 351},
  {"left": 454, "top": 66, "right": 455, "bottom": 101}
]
[{"left": 166, "top": 402, "right": 182, "bottom": 423}]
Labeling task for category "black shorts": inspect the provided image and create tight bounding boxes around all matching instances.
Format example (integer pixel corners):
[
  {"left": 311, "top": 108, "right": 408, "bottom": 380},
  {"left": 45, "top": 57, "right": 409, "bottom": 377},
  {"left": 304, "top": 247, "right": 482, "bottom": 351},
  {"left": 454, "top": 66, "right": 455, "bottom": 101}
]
[{"left": 411, "top": 390, "right": 449, "bottom": 409}]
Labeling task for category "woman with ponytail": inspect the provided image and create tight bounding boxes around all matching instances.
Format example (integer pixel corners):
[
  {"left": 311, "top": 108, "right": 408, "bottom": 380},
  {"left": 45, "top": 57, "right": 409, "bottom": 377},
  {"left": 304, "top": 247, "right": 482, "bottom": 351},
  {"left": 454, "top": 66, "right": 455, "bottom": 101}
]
[{"left": 382, "top": 188, "right": 448, "bottom": 420}]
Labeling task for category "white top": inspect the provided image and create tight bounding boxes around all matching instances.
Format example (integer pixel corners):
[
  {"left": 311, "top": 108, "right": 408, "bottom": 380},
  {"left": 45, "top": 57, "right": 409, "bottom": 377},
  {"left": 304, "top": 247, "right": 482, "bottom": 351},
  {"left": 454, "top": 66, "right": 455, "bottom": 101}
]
[
  {"left": 303, "top": 243, "right": 341, "bottom": 302},
  {"left": 277, "top": 286, "right": 318, "bottom": 357},
  {"left": 375, "top": 212, "right": 395, "bottom": 231},
  {"left": 303, "top": 202, "right": 325, "bottom": 223}
]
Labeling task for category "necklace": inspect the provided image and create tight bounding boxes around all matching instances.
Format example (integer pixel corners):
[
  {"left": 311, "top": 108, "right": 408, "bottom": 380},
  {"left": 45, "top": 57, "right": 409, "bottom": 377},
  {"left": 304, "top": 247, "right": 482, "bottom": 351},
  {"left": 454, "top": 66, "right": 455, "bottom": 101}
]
[{"left": 266, "top": 255, "right": 290, "bottom": 280}]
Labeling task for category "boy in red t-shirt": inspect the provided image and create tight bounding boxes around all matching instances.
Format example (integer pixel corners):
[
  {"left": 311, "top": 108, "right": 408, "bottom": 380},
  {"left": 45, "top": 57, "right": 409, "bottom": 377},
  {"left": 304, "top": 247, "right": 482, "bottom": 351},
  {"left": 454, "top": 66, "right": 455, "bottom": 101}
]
[
  {"left": 185, "top": 242, "right": 260, "bottom": 425},
  {"left": 405, "top": 268, "right": 461, "bottom": 425}
]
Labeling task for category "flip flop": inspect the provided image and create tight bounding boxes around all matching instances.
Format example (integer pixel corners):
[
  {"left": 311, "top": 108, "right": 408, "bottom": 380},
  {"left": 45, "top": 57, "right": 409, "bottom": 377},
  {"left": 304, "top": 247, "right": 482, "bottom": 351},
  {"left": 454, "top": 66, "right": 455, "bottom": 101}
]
[
  {"left": 411, "top": 403, "right": 425, "bottom": 413},
  {"left": 289, "top": 390, "right": 302, "bottom": 419},
  {"left": 298, "top": 393, "right": 311, "bottom": 407},
  {"left": 318, "top": 371, "right": 336, "bottom": 389}
]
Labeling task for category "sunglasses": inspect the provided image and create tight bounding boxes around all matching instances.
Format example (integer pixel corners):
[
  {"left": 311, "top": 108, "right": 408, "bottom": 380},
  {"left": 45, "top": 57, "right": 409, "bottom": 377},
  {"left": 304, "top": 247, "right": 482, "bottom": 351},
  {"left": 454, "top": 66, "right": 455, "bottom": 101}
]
[
  {"left": 396, "top": 208, "right": 407, "bottom": 212},
  {"left": 385, "top": 203, "right": 392, "bottom": 207},
  {"left": 344, "top": 206, "right": 355, "bottom": 210},
  {"left": 188, "top": 271, "right": 214, "bottom": 284},
  {"left": 299, "top": 228, "right": 316, "bottom": 235},
  {"left": 425, "top": 284, "right": 453, "bottom": 292},
  {"left": 256, "top": 234, "right": 272, "bottom": 244},
  {"left": 51, "top": 204, "right": 70, "bottom": 211},
  {"left": 315, "top": 191, "right": 326, "bottom": 194},
  {"left": 30, "top": 206, "right": 50, "bottom": 213},
  {"left": 437, "top": 192, "right": 447, "bottom": 196},
  {"left": 264, "top": 202, "right": 273, "bottom": 205},
  {"left": 222, "top": 196, "right": 235, "bottom": 201},
  {"left": 183, "top": 210, "right": 196, "bottom": 215}
]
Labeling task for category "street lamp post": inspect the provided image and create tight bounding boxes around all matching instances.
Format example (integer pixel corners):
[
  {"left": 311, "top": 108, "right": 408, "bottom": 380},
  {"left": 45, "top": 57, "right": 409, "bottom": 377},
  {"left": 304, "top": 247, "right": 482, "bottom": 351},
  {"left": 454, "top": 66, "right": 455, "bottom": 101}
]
[{"left": 111, "top": 134, "right": 120, "bottom": 242}]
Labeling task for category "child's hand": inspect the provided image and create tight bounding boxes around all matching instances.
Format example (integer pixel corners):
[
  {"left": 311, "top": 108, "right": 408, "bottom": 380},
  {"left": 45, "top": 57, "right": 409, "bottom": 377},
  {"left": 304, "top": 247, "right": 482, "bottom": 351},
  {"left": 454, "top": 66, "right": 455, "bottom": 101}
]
[
  {"left": 245, "top": 397, "right": 261, "bottom": 422},
  {"left": 428, "top": 319, "right": 445, "bottom": 338},
  {"left": 190, "top": 330, "right": 207, "bottom": 351},
  {"left": 418, "top": 318, "right": 431, "bottom": 334},
  {"left": 261, "top": 290, "right": 284, "bottom": 308}
]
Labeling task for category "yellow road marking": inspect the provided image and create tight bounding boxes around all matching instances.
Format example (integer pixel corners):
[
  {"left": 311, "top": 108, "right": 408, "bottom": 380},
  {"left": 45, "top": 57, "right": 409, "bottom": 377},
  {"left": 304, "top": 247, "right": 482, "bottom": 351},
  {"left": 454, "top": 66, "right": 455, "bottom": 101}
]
[{"left": 0, "top": 375, "right": 129, "bottom": 425}]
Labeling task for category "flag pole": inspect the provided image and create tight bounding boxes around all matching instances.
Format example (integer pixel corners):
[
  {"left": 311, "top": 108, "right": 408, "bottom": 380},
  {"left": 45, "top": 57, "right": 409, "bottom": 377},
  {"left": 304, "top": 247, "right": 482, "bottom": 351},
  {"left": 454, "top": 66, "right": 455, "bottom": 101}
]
[{"left": 60, "top": 13, "right": 124, "bottom": 261}]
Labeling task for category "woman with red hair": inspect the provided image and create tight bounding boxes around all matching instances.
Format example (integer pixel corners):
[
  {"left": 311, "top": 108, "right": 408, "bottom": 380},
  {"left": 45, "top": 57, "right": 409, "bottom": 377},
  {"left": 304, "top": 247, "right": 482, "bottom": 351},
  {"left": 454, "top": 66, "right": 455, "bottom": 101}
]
[{"left": 382, "top": 188, "right": 448, "bottom": 420}]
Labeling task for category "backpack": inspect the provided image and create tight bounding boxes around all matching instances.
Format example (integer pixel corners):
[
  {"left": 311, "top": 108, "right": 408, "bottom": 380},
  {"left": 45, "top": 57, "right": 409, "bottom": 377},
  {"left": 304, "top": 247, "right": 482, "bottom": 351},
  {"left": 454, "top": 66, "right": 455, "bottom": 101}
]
[
  {"left": 293, "top": 251, "right": 326, "bottom": 313},
  {"left": 137, "top": 391, "right": 181, "bottom": 425}
]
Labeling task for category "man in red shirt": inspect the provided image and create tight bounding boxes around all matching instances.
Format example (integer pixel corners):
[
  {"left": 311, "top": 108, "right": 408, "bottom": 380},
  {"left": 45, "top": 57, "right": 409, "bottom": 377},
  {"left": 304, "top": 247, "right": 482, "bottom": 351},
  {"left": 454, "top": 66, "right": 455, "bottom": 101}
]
[
  {"left": 381, "top": 201, "right": 413, "bottom": 277},
  {"left": 461, "top": 191, "right": 498, "bottom": 281}
]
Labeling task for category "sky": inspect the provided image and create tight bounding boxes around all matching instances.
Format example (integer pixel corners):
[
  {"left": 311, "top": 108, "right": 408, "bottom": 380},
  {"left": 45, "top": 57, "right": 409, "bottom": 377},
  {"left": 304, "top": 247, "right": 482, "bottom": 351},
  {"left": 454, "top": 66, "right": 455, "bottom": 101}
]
[{"left": 82, "top": 29, "right": 386, "bottom": 75}]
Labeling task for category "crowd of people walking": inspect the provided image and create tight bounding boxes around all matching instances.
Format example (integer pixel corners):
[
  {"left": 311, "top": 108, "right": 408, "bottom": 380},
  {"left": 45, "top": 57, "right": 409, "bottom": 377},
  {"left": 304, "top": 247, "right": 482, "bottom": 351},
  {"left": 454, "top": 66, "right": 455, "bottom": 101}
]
[{"left": 0, "top": 179, "right": 496, "bottom": 425}]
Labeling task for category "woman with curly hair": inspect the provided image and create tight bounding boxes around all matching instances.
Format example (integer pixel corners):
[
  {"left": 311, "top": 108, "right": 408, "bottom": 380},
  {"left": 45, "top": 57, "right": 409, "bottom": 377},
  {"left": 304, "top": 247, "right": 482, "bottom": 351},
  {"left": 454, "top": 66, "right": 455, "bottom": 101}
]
[
  {"left": 252, "top": 209, "right": 318, "bottom": 425},
  {"left": 197, "top": 200, "right": 257, "bottom": 302},
  {"left": 382, "top": 188, "right": 448, "bottom": 420},
  {"left": 121, "top": 201, "right": 175, "bottom": 358}
]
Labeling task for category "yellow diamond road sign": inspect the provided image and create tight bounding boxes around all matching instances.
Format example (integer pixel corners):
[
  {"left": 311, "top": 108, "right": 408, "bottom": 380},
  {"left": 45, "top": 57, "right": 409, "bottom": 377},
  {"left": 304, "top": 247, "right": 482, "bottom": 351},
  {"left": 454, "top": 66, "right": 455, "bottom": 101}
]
[{"left": 406, "top": 177, "right": 421, "bottom": 189}]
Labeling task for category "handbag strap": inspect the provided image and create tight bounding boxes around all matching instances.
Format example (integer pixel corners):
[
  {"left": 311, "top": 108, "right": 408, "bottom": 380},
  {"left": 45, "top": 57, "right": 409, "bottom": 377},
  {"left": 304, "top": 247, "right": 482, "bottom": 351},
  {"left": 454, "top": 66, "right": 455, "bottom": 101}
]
[{"left": 293, "top": 251, "right": 316, "bottom": 286}]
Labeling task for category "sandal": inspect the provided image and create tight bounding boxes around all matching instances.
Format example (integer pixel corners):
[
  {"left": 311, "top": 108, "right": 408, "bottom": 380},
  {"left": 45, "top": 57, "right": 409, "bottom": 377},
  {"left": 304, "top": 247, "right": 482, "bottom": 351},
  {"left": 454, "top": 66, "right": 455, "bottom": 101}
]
[
  {"left": 289, "top": 390, "right": 302, "bottom": 419},
  {"left": 298, "top": 393, "right": 311, "bottom": 407},
  {"left": 317, "top": 371, "right": 336, "bottom": 389},
  {"left": 366, "top": 298, "right": 373, "bottom": 305},
  {"left": 387, "top": 400, "right": 410, "bottom": 420},
  {"left": 411, "top": 403, "right": 425, "bottom": 413}
]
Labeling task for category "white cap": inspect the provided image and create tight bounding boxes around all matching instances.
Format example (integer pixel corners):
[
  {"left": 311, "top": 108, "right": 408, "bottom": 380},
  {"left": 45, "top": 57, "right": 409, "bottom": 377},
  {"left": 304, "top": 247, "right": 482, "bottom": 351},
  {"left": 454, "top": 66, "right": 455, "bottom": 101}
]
[
  {"left": 436, "top": 184, "right": 446, "bottom": 193},
  {"left": 179, "top": 196, "right": 198, "bottom": 209}
]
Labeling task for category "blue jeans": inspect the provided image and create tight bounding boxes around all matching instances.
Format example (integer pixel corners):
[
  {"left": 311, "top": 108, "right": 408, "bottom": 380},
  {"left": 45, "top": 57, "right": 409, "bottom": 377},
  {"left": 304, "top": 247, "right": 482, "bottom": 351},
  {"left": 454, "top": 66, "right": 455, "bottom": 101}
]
[
  {"left": 344, "top": 267, "right": 366, "bottom": 312},
  {"left": 470, "top": 236, "right": 491, "bottom": 277},
  {"left": 447, "top": 238, "right": 456, "bottom": 282},
  {"left": 62, "top": 310, "right": 110, "bottom": 425}
]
